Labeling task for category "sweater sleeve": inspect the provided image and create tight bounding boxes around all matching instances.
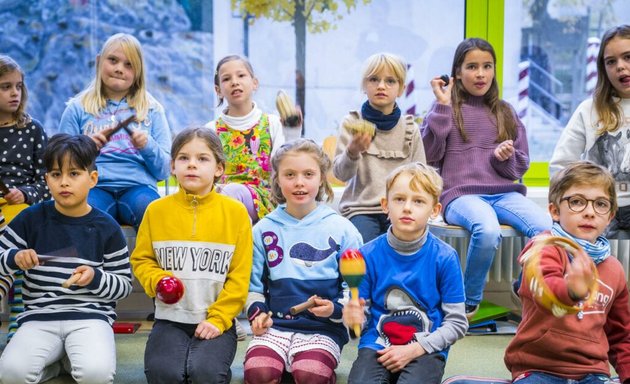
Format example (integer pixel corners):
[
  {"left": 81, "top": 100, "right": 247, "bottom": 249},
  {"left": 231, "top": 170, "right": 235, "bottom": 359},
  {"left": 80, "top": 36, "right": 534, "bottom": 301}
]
[
  {"left": 490, "top": 109, "right": 530, "bottom": 180},
  {"left": 549, "top": 101, "right": 590, "bottom": 176},
  {"left": 246, "top": 224, "right": 269, "bottom": 318},
  {"left": 130, "top": 208, "right": 171, "bottom": 297},
  {"left": 85, "top": 226, "right": 132, "bottom": 301},
  {"left": 409, "top": 119, "right": 427, "bottom": 164},
  {"left": 268, "top": 114, "right": 286, "bottom": 157},
  {"left": 18, "top": 121, "right": 49, "bottom": 205},
  {"left": 206, "top": 211, "right": 253, "bottom": 332},
  {"left": 604, "top": 276, "right": 630, "bottom": 383},
  {"left": 332, "top": 116, "right": 361, "bottom": 182},
  {"left": 418, "top": 302, "right": 467, "bottom": 354},
  {"left": 137, "top": 102, "right": 172, "bottom": 181},
  {"left": 538, "top": 244, "right": 578, "bottom": 307},
  {"left": 421, "top": 102, "right": 452, "bottom": 165},
  {"left": 58, "top": 99, "right": 83, "bottom": 135}
]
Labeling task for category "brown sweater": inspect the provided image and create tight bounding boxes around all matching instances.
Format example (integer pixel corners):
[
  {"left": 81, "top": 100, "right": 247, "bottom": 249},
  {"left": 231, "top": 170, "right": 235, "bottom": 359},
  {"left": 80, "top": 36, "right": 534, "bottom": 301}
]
[{"left": 333, "top": 111, "right": 426, "bottom": 219}]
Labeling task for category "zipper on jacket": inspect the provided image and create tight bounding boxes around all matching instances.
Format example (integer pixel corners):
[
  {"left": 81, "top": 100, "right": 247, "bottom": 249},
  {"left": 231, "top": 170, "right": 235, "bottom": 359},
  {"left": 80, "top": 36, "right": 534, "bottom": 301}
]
[{"left": 190, "top": 196, "right": 199, "bottom": 237}]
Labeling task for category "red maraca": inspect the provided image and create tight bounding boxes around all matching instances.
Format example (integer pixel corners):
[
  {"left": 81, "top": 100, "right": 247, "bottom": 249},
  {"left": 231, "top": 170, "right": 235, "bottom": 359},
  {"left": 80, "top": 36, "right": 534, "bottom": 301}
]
[
  {"left": 156, "top": 276, "right": 185, "bottom": 304},
  {"left": 339, "top": 249, "right": 366, "bottom": 338}
]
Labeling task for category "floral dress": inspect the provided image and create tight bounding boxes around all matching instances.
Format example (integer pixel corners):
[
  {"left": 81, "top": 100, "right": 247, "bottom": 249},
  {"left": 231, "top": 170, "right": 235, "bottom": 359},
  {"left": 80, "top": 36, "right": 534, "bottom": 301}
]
[{"left": 215, "top": 113, "right": 274, "bottom": 220}]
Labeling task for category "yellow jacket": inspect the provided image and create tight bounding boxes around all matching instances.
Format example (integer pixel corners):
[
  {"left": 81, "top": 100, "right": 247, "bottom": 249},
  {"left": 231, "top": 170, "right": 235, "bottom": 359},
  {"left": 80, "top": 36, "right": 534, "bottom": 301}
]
[{"left": 131, "top": 187, "right": 253, "bottom": 333}]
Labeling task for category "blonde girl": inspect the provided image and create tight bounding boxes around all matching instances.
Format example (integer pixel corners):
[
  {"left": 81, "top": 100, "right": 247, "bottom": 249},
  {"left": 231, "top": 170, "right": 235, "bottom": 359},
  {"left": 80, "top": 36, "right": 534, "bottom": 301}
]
[
  {"left": 59, "top": 33, "right": 171, "bottom": 231},
  {"left": 207, "top": 54, "right": 300, "bottom": 224},
  {"left": 422, "top": 38, "right": 551, "bottom": 318},
  {"left": 244, "top": 139, "right": 362, "bottom": 384},
  {"left": 131, "top": 127, "right": 253, "bottom": 383},
  {"left": 551, "top": 24, "right": 630, "bottom": 239},
  {"left": 333, "top": 52, "right": 426, "bottom": 243}
]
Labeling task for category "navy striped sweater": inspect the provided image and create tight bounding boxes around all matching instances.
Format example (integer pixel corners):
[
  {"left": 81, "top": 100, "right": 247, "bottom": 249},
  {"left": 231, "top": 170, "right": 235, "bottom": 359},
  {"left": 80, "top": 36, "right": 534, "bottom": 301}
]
[{"left": 0, "top": 201, "right": 132, "bottom": 325}]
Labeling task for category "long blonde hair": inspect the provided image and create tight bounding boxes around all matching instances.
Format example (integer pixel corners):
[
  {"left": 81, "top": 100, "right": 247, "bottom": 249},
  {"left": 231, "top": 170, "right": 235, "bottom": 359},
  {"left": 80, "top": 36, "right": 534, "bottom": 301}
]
[
  {"left": 594, "top": 25, "right": 630, "bottom": 135},
  {"left": 0, "top": 55, "right": 31, "bottom": 128},
  {"left": 79, "top": 33, "right": 151, "bottom": 121},
  {"left": 450, "top": 38, "right": 517, "bottom": 142}
]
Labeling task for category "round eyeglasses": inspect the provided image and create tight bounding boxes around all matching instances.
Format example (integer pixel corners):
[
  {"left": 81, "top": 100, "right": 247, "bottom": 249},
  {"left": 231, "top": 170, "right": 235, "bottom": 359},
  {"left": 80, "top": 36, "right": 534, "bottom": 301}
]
[{"left": 560, "top": 195, "right": 612, "bottom": 215}]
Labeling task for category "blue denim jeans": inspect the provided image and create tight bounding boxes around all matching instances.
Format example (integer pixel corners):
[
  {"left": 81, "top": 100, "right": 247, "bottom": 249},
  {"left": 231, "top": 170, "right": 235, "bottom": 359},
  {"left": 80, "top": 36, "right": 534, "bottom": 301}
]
[
  {"left": 515, "top": 371, "right": 613, "bottom": 384},
  {"left": 445, "top": 192, "right": 551, "bottom": 305},
  {"left": 89, "top": 185, "right": 159, "bottom": 231},
  {"left": 348, "top": 348, "right": 445, "bottom": 384},
  {"left": 350, "top": 213, "right": 390, "bottom": 244},
  {"left": 144, "top": 320, "right": 237, "bottom": 384}
]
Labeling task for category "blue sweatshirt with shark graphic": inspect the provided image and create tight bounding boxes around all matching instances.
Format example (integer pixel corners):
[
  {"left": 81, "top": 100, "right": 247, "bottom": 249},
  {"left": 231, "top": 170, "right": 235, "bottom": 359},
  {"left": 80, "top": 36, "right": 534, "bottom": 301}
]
[{"left": 247, "top": 204, "right": 363, "bottom": 348}]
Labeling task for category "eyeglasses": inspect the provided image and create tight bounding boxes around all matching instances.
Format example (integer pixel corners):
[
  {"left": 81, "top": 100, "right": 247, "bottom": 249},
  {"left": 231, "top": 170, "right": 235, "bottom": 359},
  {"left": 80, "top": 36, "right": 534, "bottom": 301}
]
[
  {"left": 560, "top": 195, "right": 612, "bottom": 215},
  {"left": 366, "top": 75, "right": 399, "bottom": 88}
]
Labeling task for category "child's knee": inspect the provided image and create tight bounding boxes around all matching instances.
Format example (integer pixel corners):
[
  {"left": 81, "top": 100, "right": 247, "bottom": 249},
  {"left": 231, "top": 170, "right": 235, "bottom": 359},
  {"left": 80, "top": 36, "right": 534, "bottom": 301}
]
[
  {"left": 0, "top": 355, "right": 44, "bottom": 384},
  {"left": 290, "top": 350, "right": 337, "bottom": 384},
  {"left": 471, "top": 225, "right": 502, "bottom": 249},
  {"left": 71, "top": 360, "right": 115, "bottom": 384},
  {"left": 244, "top": 347, "right": 284, "bottom": 384}
]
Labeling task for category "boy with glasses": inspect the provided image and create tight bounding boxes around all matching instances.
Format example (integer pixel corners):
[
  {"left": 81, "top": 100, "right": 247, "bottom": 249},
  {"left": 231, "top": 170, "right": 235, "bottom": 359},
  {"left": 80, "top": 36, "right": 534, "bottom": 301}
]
[{"left": 505, "top": 160, "right": 630, "bottom": 383}]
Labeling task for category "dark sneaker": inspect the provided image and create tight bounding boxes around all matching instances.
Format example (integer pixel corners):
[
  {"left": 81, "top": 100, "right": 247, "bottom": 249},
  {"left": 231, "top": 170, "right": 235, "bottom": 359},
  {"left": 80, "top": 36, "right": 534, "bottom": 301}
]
[
  {"left": 465, "top": 304, "right": 479, "bottom": 319},
  {"left": 511, "top": 279, "right": 521, "bottom": 307}
]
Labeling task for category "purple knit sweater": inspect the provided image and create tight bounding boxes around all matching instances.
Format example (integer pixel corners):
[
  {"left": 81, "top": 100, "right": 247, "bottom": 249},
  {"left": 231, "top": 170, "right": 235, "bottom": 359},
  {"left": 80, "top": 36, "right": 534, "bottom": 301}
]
[{"left": 421, "top": 96, "right": 529, "bottom": 212}]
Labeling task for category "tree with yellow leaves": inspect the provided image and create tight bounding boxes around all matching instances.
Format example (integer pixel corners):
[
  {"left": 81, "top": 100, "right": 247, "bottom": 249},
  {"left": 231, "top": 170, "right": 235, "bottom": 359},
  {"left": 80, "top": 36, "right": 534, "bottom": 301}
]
[{"left": 232, "top": 0, "right": 371, "bottom": 135}]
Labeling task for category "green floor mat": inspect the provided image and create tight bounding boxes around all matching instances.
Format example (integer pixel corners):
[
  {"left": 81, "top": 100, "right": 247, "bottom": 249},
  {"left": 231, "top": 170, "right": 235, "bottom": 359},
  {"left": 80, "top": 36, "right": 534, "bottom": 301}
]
[{"left": 469, "top": 301, "right": 512, "bottom": 325}]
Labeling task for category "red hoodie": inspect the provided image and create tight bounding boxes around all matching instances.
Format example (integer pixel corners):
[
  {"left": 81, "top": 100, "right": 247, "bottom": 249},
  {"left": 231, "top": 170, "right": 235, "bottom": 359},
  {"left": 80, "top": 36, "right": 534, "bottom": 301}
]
[{"left": 504, "top": 234, "right": 630, "bottom": 382}]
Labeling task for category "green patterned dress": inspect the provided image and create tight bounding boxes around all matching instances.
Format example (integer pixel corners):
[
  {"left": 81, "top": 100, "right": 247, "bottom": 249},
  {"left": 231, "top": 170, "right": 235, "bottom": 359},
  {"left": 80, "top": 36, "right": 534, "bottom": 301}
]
[{"left": 215, "top": 114, "right": 275, "bottom": 220}]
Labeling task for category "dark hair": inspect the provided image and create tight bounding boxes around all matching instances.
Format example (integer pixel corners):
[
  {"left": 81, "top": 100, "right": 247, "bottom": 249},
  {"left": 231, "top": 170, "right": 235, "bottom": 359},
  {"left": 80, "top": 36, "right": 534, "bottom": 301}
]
[
  {"left": 0, "top": 55, "right": 31, "bottom": 128},
  {"left": 213, "top": 54, "right": 255, "bottom": 106},
  {"left": 593, "top": 25, "right": 630, "bottom": 134},
  {"left": 270, "top": 138, "right": 334, "bottom": 204},
  {"left": 548, "top": 161, "right": 617, "bottom": 213},
  {"left": 171, "top": 127, "right": 226, "bottom": 183},
  {"left": 450, "top": 38, "right": 517, "bottom": 142},
  {"left": 43, "top": 133, "right": 98, "bottom": 172}
]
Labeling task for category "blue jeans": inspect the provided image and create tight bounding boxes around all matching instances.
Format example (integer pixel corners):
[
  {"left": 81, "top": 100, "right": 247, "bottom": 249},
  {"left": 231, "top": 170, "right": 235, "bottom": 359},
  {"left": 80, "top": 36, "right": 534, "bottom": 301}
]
[
  {"left": 515, "top": 371, "right": 613, "bottom": 384},
  {"left": 348, "top": 348, "right": 445, "bottom": 384},
  {"left": 89, "top": 185, "right": 159, "bottom": 231},
  {"left": 445, "top": 192, "right": 551, "bottom": 305},
  {"left": 350, "top": 213, "right": 390, "bottom": 244},
  {"left": 144, "top": 320, "right": 237, "bottom": 384}
]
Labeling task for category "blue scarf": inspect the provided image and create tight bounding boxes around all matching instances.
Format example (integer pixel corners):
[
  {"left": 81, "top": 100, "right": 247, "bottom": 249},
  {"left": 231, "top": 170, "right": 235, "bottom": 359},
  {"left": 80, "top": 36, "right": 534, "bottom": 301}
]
[
  {"left": 361, "top": 101, "right": 401, "bottom": 131},
  {"left": 551, "top": 222, "right": 610, "bottom": 265}
]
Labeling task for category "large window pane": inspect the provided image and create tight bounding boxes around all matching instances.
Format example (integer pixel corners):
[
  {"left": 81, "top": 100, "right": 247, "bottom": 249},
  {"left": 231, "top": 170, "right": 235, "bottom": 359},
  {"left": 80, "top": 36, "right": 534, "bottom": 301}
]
[{"left": 505, "top": 0, "right": 630, "bottom": 161}]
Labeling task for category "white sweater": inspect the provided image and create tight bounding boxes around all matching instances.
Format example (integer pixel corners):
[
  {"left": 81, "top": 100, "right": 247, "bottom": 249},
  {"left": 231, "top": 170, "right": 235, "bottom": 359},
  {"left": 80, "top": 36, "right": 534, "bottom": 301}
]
[{"left": 550, "top": 97, "right": 630, "bottom": 207}]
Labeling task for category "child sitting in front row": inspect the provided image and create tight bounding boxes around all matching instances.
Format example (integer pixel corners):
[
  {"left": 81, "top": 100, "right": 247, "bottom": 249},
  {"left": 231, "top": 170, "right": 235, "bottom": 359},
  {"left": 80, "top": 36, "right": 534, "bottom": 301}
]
[
  {"left": 0, "top": 133, "right": 133, "bottom": 383},
  {"left": 244, "top": 139, "right": 363, "bottom": 384},
  {"left": 131, "top": 127, "right": 253, "bottom": 384},
  {"left": 505, "top": 161, "right": 630, "bottom": 383},
  {"left": 343, "top": 162, "right": 468, "bottom": 384}
]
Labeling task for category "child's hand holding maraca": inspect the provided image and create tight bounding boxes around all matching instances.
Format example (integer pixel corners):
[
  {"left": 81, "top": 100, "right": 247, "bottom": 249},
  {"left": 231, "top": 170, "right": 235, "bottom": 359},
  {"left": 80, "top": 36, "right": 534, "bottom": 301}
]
[
  {"left": 156, "top": 275, "right": 185, "bottom": 304},
  {"left": 340, "top": 248, "right": 366, "bottom": 338},
  {"left": 343, "top": 297, "right": 366, "bottom": 329}
]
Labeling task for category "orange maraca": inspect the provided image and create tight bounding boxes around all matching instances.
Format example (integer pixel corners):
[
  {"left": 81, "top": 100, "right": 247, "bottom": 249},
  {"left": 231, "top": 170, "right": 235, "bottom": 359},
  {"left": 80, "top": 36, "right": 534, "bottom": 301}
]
[{"left": 339, "top": 248, "right": 366, "bottom": 338}]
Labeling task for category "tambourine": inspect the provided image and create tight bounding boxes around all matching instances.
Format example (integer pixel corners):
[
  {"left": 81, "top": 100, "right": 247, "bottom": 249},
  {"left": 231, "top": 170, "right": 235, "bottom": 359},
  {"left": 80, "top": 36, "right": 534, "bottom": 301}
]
[{"left": 520, "top": 235, "right": 599, "bottom": 318}]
